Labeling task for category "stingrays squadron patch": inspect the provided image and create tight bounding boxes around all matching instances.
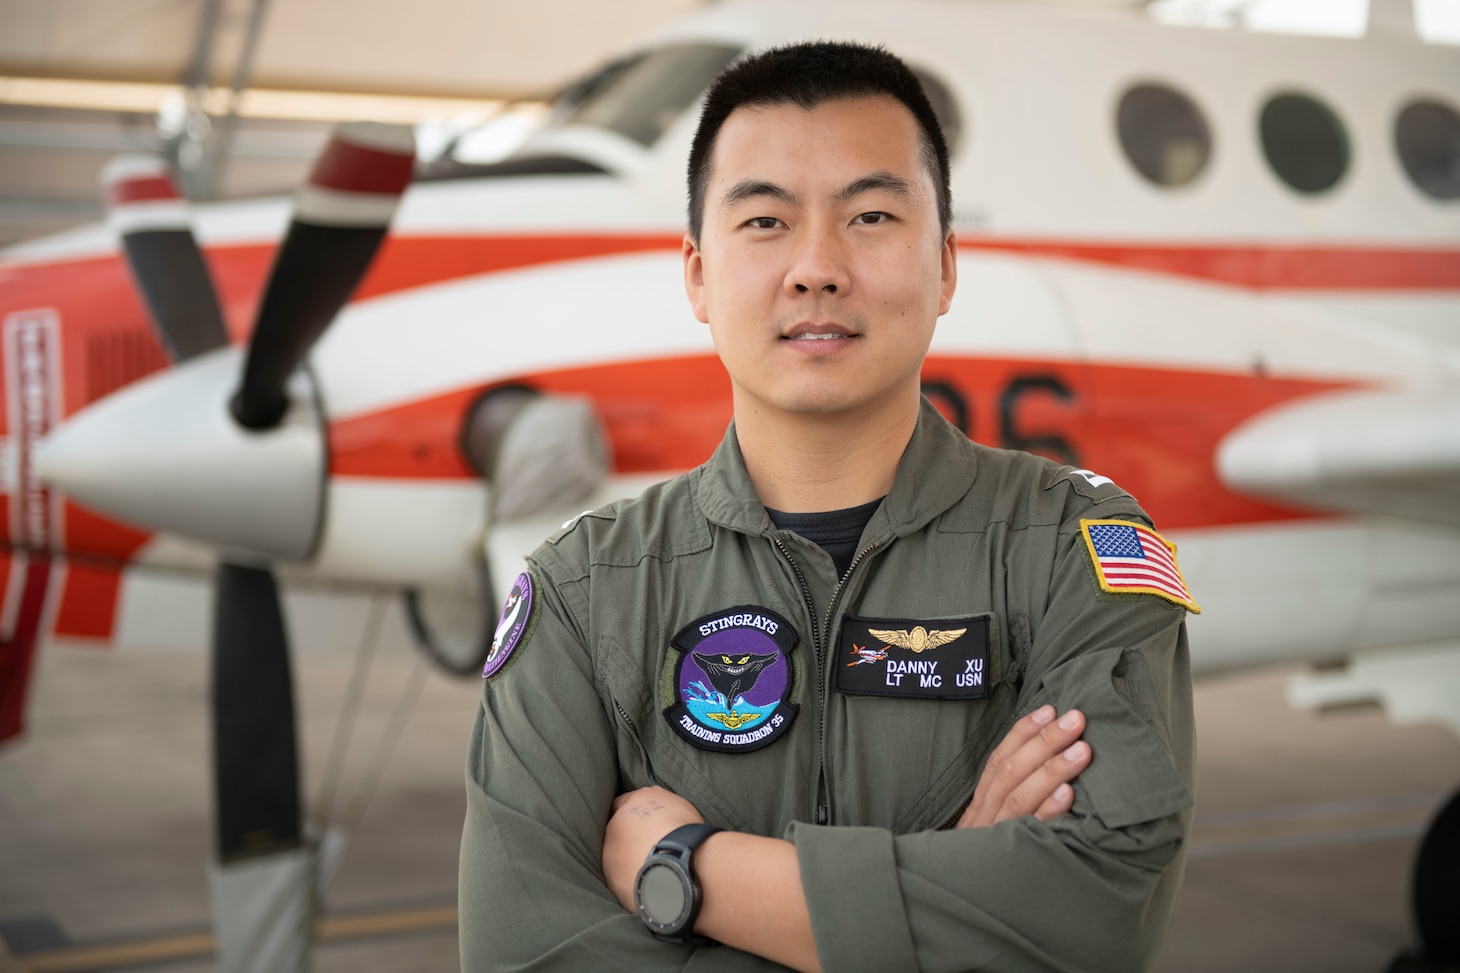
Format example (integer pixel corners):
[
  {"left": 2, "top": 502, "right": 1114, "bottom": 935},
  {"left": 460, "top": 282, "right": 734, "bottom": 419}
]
[
  {"left": 664, "top": 606, "right": 799, "bottom": 753},
  {"left": 482, "top": 572, "right": 535, "bottom": 678},
  {"left": 836, "top": 614, "right": 994, "bottom": 700}
]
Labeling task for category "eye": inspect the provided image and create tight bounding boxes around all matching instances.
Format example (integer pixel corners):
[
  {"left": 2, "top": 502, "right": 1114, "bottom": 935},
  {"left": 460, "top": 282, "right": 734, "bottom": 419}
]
[
  {"left": 722, "top": 655, "right": 734, "bottom": 664},
  {"left": 738, "top": 656, "right": 750, "bottom": 664},
  {"left": 744, "top": 216, "right": 782, "bottom": 230},
  {"left": 854, "top": 211, "right": 891, "bottom": 225}
]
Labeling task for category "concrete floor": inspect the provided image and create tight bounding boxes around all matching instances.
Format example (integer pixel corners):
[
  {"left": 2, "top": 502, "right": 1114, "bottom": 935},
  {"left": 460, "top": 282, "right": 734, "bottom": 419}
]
[{"left": 1, "top": 617, "right": 1457, "bottom": 972}]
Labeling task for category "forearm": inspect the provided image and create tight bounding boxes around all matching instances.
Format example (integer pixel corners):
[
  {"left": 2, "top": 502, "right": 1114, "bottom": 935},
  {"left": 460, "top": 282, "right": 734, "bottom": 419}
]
[
  {"left": 608, "top": 705, "right": 1092, "bottom": 971},
  {"left": 687, "top": 808, "right": 1186, "bottom": 973},
  {"left": 695, "top": 832, "right": 820, "bottom": 973},
  {"left": 793, "top": 813, "right": 1189, "bottom": 973}
]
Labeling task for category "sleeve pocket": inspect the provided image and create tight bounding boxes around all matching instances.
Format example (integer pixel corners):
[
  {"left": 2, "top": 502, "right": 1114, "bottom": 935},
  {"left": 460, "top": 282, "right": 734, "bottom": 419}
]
[{"left": 1041, "top": 646, "right": 1193, "bottom": 830}]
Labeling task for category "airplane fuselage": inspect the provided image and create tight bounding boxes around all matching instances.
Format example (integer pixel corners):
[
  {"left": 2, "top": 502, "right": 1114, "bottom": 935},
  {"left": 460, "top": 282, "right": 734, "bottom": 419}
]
[{"left": 0, "top": 0, "right": 1457, "bottom": 679}]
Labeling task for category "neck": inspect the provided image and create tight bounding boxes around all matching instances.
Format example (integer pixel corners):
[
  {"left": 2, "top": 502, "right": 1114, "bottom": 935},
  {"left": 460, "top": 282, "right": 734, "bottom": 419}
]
[{"left": 734, "top": 389, "right": 920, "bottom": 513}]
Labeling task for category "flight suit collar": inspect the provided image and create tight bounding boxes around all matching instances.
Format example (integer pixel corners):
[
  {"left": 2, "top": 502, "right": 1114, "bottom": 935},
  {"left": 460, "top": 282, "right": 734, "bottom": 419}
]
[{"left": 693, "top": 397, "right": 980, "bottom": 539}]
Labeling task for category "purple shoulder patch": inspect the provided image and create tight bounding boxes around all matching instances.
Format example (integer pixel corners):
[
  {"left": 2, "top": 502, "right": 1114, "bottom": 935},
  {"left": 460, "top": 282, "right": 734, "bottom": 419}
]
[{"left": 483, "top": 572, "right": 534, "bottom": 678}]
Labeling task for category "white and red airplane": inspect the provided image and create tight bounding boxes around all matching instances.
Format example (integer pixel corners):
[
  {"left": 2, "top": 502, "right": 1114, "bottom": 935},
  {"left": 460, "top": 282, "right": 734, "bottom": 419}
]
[{"left": 1, "top": 0, "right": 1457, "bottom": 967}]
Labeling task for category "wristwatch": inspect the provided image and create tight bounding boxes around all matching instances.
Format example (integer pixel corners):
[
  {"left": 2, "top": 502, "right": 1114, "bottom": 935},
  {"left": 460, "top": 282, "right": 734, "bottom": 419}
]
[{"left": 633, "top": 822, "right": 723, "bottom": 944}]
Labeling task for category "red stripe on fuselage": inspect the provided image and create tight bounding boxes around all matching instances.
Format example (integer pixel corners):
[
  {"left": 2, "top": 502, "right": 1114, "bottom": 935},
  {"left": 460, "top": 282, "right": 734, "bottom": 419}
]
[
  {"left": 966, "top": 238, "right": 1460, "bottom": 291},
  {"left": 328, "top": 355, "right": 735, "bottom": 480},
  {"left": 327, "top": 355, "right": 1351, "bottom": 531},
  {"left": 351, "top": 235, "right": 1460, "bottom": 293}
]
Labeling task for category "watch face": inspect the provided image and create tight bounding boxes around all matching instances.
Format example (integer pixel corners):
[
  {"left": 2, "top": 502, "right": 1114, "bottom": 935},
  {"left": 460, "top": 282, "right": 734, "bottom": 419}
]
[{"left": 637, "top": 859, "right": 690, "bottom": 930}]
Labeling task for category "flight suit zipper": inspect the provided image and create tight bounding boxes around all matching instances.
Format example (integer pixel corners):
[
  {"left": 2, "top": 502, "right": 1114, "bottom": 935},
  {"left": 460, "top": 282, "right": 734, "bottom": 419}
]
[
  {"left": 772, "top": 536, "right": 881, "bottom": 827},
  {"left": 613, "top": 698, "right": 662, "bottom": 788}
]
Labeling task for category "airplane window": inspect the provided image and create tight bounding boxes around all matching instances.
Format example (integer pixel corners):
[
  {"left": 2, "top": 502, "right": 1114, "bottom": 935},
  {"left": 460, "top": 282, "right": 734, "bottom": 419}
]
[
  {"left": 1394, "top": 99, "right": 1460, "bottom": 201},
  {"left": 912, "top": 69, "right": 963, "bottom": 156},
  {"left": 1116, "top": 83, "right": 1212, "bottom": 187},
  {"left": 1259, "top": 92, "right": 1350, "bottom": 194},
  {"left": 558, "top": 44, "right": 743, "bottom": 147}
]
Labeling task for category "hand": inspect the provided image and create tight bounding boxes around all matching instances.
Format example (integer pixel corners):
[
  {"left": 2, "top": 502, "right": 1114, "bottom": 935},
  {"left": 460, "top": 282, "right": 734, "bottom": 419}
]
[
  {"left": 957, "top": 705, "right": 1091, "bottom": 829},
  {"left": 602, "top": 785, "right": 705, "bottom": 912}
]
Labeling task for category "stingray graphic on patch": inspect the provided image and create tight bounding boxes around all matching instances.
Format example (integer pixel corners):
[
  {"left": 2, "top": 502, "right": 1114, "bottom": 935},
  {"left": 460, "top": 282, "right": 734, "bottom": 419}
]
[
  {"left": 666, "top": 606, "right": 799, "bottom": 753},
  {"left": 689, "top": 650, "right": 778, "bottom": 729}
]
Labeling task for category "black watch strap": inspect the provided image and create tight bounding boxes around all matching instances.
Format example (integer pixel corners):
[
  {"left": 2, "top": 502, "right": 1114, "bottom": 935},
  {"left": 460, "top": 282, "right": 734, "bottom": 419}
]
[{"left": 655, "top": 822, "right": 723, "bottom": 856}]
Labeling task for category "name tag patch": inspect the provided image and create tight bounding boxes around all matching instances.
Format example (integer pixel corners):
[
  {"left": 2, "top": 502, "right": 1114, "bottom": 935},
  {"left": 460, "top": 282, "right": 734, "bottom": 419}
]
[
  {"left": 663, "top": 605, "right": 800, "bottom": 753},
  {"left": 836, "top": 614, "right": 992, "bottom": 700}
]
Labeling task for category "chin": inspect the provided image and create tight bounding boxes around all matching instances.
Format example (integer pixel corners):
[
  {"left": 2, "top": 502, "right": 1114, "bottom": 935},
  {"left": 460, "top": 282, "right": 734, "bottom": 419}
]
[{"left": 770, "top": 386, "right": 880, "bottom": 417}]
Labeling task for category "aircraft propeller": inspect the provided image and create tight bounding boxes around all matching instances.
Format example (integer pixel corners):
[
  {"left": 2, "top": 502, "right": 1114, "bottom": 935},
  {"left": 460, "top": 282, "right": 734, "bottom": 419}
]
[
  {"left": 232, "top": 130, "right": 414, "bottom": 429},
  {"left": 94, "top": 123, "right": 416, "bottom": 971},
  {"left": 42, "top": 115, "right": 608, "bottom": 968},
  {"left": 102, "top": 155, "right": 231, "bottom": 361}
]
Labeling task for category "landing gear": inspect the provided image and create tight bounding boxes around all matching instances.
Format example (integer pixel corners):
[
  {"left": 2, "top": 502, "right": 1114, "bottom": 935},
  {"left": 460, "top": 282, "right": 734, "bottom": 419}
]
[{"left": 1389, "top": 787, "right": 1460, "bottom": 973}]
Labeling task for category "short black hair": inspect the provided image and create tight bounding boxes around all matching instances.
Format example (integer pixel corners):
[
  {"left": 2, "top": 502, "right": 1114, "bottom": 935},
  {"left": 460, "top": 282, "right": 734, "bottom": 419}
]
[{"left": 686, "top": 41, "right": 952, "bottom": 244}]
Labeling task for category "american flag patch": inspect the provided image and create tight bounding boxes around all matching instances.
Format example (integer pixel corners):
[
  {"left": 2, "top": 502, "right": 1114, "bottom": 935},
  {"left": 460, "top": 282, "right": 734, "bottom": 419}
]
[{"left": 1080, "top": 520, "right": 1200, "bottom": 613}]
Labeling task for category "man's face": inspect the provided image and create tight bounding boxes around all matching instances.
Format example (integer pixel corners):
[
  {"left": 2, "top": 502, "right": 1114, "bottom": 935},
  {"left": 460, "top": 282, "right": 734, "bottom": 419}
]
[{"left": 684, "top": 95, "right": 956, "bottom": 421}]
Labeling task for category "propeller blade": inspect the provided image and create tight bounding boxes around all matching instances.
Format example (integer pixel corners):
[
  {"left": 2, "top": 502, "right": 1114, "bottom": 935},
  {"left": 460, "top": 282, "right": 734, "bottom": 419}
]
[
  {"left": 102, "top": 155, "right": 229, "bottom": 362},
  {"left": 213, "top": 562, "right": 302, "bottom": 859},
  {"left": 232, "top": 122, "right": 415, "bottom": 429}
]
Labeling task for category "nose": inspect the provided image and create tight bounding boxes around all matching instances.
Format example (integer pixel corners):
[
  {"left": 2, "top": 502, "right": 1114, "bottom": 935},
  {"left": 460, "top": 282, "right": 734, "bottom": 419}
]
[{"left": 786, "top": 220, "right": 849, "bottom": 296}]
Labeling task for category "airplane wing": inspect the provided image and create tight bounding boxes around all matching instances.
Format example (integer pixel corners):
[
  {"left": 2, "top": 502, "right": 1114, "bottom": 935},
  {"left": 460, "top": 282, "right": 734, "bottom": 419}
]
[
  {"left": 1287, "top": 640, "right": 1460, "bottom": 737},
  {"left": 1216, "top": 387, "right": 1460, "bottom": 527}
]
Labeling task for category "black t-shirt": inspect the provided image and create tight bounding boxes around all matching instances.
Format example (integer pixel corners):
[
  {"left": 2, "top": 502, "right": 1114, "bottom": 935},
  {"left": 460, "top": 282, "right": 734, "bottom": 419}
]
[{"left": 765, "top": 497, "right": 883, "bottom": 578}]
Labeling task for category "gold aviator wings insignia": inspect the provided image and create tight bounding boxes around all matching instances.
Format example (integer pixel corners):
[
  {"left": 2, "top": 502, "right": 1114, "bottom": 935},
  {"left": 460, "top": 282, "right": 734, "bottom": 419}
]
[{"left": 868, "top": 625, "right": 968, "bottom": 653}]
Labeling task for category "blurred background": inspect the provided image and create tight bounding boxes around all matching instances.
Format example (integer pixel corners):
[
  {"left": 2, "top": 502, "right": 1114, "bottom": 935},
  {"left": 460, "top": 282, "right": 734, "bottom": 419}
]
[{"left": 1, "top": 1, "right": 1458, "bottom": 971}]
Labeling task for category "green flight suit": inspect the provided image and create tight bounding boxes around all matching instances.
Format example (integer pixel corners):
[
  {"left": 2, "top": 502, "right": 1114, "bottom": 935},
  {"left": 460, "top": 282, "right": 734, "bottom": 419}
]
[{"left": 461, "top": 398, "right": 1195, "bottom": 972}]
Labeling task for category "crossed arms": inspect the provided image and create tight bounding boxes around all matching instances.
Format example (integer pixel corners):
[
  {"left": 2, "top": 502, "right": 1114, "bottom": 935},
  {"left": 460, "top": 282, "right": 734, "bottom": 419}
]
[{"left": 600, "top": 704, "right": 1094, "bottom": 972}]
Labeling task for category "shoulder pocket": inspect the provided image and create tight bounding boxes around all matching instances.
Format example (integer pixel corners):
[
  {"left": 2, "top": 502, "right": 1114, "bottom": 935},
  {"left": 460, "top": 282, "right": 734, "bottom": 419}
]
[{"left": 1040, "top": 646, "right": 1192, "bottom": 829}]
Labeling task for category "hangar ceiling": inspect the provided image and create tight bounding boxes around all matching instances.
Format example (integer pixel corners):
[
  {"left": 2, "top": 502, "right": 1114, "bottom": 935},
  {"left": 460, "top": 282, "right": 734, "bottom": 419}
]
[
  {"left": 0, "top": 0, "right": 709, "bottom": 247},
  {"left": 1, "top": 0, "right": 1157, "bottom": 96},
  {"left": 0, "top": 0, "right": 707, "bottom": 99}
]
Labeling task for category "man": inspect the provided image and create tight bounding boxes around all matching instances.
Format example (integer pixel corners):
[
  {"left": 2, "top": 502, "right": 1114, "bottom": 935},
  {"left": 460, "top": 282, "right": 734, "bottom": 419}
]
[{"left": 460, "top": 42, "right": 1195, "bottom": 972}]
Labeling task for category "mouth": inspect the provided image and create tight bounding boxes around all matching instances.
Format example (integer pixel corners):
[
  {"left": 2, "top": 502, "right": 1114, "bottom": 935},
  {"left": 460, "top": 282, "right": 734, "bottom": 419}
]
[{"left": 782, "top": 323, "right": 858, "bottom": 342}]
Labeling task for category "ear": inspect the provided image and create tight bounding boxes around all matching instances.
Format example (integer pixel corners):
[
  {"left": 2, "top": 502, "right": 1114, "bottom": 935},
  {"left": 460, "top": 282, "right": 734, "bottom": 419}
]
[
  {"left": 683, "top": 234, "right": 710, "bottom": 324},
  {"left": 938, "top": 230, "right": 958, "bottom": 317}
]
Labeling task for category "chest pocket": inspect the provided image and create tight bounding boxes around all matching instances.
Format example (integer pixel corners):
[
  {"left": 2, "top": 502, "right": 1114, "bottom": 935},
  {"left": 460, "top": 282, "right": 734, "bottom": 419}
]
[
  {"left": 596, "top": 632, "right": 814, "bottom": 836},
  {"left": 825, "top": 611, "right": 1017, "bottom": 832}
]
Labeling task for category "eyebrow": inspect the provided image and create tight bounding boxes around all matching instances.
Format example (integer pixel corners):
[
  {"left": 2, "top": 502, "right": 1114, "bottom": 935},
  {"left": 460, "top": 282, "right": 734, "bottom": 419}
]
[
  {"left": 834, "top": 172, "right": 917, "bottom": 203},
  {"left": 720, "top": 179, "right": 796, "bottom": 208},
  {"left": 719, "top": 172, "right": 917, "bottom": 210}
]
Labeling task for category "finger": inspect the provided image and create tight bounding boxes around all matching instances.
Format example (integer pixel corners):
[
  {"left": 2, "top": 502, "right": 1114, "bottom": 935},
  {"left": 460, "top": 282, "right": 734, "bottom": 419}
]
[
  {"left": 982, "top": 705, "right": 1057, "bottom": 770},
  {"left": 959, "top": 709, "right": 1085, "bottom": 828},
  {"left": 1000, "top": 740, "right": 1091, "bottom": 823},
  {"left": 1032, "top": 782, "right": 1075, "bottom": 821},
  {"left": 986, "top": 709, "right": 1085, "bottom": 799}
]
